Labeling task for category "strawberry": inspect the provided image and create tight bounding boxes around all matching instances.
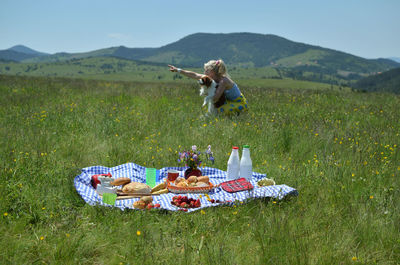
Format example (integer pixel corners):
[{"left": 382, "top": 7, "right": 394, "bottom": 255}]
[
  {"left": 154, "top": 203, "right": 161, "bottom": 208},
  {"left": 195, "top": 199, "right": 201, "bottom": 208},
  {"left": 180, "top": 202, "right": 187, "bottom": 208}
]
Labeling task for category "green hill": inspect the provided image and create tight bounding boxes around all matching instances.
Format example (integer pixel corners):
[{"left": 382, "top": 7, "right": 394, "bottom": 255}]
[
  {"left": 2, "top": 33, "right": 398, "bottom": 77},
  {"left": 353, "top": 67, "right": 400, "bottom": 93},
  {"left": 0, "top": 50, "right": 38, "bottom": 62},
  {"left": 86, "top": 32, "right": 400, "bottom": 76}
]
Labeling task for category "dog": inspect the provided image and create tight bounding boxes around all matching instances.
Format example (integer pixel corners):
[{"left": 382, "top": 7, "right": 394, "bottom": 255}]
[{"left": 198, "top": 75, "right": 226, "bottom": 115}]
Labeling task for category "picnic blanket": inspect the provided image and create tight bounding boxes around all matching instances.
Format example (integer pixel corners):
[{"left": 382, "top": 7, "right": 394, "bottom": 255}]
[{"left": 74, "top": 162, "right": 298, "bottom": 212}]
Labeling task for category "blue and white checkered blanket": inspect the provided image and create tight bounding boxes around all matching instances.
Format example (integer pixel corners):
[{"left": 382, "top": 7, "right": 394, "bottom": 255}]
[{"left": 74, "top": 163, "right": 298, "bottom": 212}]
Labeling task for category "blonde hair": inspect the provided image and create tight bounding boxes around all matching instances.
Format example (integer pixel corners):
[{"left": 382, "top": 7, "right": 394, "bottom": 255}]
[{"left": 204, "top": 59, "right": 229, "bottom": 78}]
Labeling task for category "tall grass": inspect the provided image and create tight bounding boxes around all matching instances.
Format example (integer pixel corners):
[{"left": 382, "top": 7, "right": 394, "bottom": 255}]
[{"left": 0, "top": 75, "right": 399, "bottom": 264}]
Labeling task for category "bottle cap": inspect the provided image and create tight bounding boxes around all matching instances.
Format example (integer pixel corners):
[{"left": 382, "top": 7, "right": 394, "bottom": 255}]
[
  {"left": 243, "top": 145, "right": 250, "bottom": 148},
  {"left": 232, "top": 146, "right": 239, "bottom": 149}
]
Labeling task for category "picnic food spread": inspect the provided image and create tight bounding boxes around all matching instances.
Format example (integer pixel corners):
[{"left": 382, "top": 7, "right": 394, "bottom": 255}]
[
  {"left": 77, "top": 145, "right": 300, "bottom": 212},
  {"left": 74, "top": 162, "right": 300, "bottom": 212}
]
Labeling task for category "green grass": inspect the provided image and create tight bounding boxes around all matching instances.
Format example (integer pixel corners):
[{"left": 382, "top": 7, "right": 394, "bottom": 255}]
[
  {"left": 0, "top": 74, "right": 399, "bottom": 264},
  {"left": 276, "top": 49, "right": 328, "bottom": 67}
]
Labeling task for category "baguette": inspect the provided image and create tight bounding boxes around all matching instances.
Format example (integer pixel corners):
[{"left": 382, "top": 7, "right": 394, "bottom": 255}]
[
  {"left": 151, "top": 188, "right": 169, "bottom": 195},
  {"left": 151, "top": 182, "right": 166, "bottom": 193}
]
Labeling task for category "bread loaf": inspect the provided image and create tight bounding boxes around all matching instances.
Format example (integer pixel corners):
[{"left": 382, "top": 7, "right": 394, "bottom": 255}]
[
  {"left": 140, "top": 196, "right": 153, "bottom": 204},
  {"left": 187, "top": 176, "right": 198, "bottom": 183},
  {"left": 175, "top": 177, "right": 185, "bottom": 185},
  {"left": 133, "top": 200, "right": 146, "bottom": 209},
  {"left": 196, "top": 182, "right": 209, "bottom": 187},
  {"left": 110, "top": 177, "right": 131, "bottom": 186},
  {"left": 197, "top": 176, "right": 209, "bottom": 183},
  {"left": 177, "top": 181, "right": 188, "bottom": 187},
  {"left": 122, "top": 182, "right": 151, "bottom": 194}
]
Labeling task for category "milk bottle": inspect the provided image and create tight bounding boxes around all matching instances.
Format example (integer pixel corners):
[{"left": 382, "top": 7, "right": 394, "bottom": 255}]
[
  {"left": 239, "top": 145, "right": 252, "bottom": 181},
  {"left": 227, "top": 146, "right": 240, "bottom": 180}
]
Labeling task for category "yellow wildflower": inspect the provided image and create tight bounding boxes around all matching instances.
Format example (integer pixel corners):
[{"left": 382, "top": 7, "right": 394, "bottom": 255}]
[{"left": 136, "top": 230, "right": 141, "bottom": 236}]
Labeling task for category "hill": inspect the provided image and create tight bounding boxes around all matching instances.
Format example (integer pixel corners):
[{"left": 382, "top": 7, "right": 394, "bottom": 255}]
[
  {"left": 2, "top": 33, "right": 398, "bottom": 77},
  {"left": 353, "top": 67, "right": 400, "bottom": 93},
  {"left": 138, "top": 33, "right": 399, "bottom": 75},
  {"left": 8, "top": 45, "right": 49, "bottom": 56},
  {"left": 0, "top": 49, "right": 39, "bottom": 62}
]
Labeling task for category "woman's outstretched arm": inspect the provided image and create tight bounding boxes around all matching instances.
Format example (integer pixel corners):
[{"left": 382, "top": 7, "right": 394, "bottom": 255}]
[{"left": 168, "top": 65, "right": 203, "bottom": 80}]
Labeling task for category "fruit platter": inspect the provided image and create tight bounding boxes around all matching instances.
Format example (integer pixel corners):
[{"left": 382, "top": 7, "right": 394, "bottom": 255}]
[{"left": 167, "top": 175, "right": 217, "bottom": 194}]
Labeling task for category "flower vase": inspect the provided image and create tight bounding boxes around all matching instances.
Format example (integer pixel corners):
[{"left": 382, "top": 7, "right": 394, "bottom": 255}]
[{"left": 184, "top": 167, "right": 202, "bottom": 179}]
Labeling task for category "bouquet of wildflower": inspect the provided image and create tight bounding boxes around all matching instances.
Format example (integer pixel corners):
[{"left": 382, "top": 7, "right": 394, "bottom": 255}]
[{"left": 178, "top": 145, "right": 215, "bottom": 169}]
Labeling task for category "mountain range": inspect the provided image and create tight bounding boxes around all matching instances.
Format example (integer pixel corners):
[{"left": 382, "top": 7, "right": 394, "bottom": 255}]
[{"left": 1, "top": 33, "right": 399, "bottom": 77}]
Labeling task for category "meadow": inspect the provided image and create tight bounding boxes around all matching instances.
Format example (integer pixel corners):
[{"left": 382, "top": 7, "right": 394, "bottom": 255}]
[
  {"left": 0, "top": 74, "right": 399, "bottom": 264},
  {"left": 0, "top": 56, "right": 351, "bottom": 86}
]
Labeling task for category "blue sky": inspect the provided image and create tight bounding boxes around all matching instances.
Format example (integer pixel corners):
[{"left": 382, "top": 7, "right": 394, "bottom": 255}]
[{"left": 1, "top": 0, "right": 399, "bottom": 58}]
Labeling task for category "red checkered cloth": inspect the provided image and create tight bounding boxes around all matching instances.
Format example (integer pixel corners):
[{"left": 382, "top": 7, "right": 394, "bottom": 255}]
[{"left": 220, "top": 178, "right": 254, "bottom": 193}]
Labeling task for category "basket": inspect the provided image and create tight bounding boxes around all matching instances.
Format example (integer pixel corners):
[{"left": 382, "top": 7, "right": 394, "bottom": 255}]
[{"left": 167, "top": 180, "right": 216, "bottom": 194}]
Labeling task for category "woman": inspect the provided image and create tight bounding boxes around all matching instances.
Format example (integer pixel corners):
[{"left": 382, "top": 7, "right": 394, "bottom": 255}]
[{"left": 168, "top": 59, "right": 248, "bottom": 115}]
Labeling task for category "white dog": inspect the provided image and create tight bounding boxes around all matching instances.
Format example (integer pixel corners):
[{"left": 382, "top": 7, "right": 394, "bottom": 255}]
[{"left": 198, "top": 75, "right": 218, "bottom": 115}]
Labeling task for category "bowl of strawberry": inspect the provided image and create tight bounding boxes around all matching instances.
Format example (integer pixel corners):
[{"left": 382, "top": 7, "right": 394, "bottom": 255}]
[{"left": 171, "top": 195, "right": 201, "bottom": 211}]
